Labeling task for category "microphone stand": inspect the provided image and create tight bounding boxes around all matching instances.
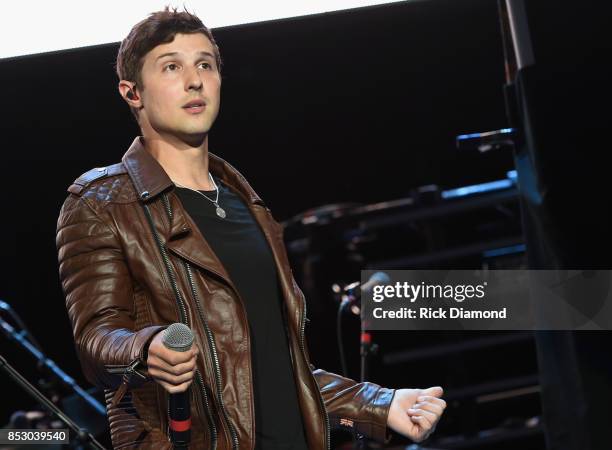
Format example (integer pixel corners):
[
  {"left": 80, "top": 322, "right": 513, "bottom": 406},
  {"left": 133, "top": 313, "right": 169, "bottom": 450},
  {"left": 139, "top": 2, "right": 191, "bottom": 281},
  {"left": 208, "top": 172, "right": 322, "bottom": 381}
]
[
  {"left": 0, "top": 354, "right": 106, "bottom": 450},
  {"left": 0, "top": 317, "right": 106, "bottom": 416},
  {"left": 360, "top": 327, "right": 373, "bottom": 383},
  {"left": 353, "top": 301, "right": 376, "bottom": 450},
  {"left": 337, "top": 278, "right": 384, "bottom": 450},
  {"left": 339, "top": 290, "right": 377, "bottom": 450}
]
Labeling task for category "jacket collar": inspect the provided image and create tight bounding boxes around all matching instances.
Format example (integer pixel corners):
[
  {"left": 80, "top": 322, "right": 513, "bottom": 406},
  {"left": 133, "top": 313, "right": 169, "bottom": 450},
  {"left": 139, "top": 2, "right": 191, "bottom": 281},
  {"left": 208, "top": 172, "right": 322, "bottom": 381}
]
[{"left": 121, "top": 136, "right": 265, "bottom": 205}]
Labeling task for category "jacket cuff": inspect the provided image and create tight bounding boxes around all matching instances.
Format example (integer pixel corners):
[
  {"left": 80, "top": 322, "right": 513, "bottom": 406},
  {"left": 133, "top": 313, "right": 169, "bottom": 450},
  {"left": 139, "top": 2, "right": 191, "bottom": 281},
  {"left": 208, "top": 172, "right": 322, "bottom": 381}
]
[
  {"left": 103, "top": 325, "right": 167, "bottom": 383},
  {"left": 134, "top": 325, "right": 167, "bottom": 378},
  {"left": 356, "top": 387, "right": 396, "bottom": 443},
  {"left": 107, "top": 325, "right": 167, "bottom": 408},
  {"left": 138, "top": 326, "right": 167, "bottom": 369}
]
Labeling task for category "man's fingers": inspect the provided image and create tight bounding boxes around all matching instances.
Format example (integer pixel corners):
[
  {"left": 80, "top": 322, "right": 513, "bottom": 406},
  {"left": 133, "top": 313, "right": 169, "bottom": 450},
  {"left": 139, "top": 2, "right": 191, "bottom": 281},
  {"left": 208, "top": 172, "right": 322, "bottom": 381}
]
[
  {"left": 148, "top": 354, "right": 197, "bottom": 375},
  {"left": 160, "top": 349, "right": 198, "bottom": 366},
  {"left": 408, "top": 389, "right": 444, "bottom": 441},
  {"left": 420, "top": 386, "right": 444, "bottom": 398},
  {"left": 415, "top": 396, "right": 446, "bottom": 411},
  {"left": 158, "top": 379, "right": 193, "bottom": 394},
  {"left": 411, "top": 400, "right": 444, "bottom": 416},
  {"left": 149, "top": 343, "right": 198, "bottom": 365},
  {"left": 150, "top": 368, "right": 195, "bottom": 386},
  {"left": 148, "top": 352, "right": 197, "bottom": 387},
  {"left": 408, "top": 407, "right": 437, "bottom": 426},
  {"left": 417, "top": 395, "right": 446, "bottom": 407},
  {"left": 410, "top": 413, "right": 433, "bottom": 432},
  {"left": 410, "top": 416, "right": 431, "bottom": 433}
]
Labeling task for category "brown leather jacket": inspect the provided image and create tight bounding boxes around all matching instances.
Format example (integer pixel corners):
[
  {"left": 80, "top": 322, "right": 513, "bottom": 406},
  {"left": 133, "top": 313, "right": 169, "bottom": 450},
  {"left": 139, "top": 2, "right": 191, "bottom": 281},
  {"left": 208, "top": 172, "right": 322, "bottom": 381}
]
[{"left": 56, "top": 136, "right": 395, "bottom": 450}]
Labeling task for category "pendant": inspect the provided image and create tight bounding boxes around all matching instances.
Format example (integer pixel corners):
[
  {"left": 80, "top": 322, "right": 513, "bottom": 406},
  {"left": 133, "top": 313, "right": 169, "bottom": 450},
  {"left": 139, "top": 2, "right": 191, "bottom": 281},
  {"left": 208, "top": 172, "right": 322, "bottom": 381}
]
[{"left": 215, "top": 205, "right": 226, "bottom": 218}]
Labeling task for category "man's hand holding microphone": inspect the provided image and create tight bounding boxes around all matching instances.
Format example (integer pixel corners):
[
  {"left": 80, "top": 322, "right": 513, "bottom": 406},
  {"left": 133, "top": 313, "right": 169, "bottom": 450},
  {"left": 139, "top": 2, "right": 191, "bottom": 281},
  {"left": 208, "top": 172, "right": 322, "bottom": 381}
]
[
  {"left": 147, "top": 323, "right": 198, "bottom": 393},
  {"left": 146, "top": 323, "right": 198, "bottom": 448}
]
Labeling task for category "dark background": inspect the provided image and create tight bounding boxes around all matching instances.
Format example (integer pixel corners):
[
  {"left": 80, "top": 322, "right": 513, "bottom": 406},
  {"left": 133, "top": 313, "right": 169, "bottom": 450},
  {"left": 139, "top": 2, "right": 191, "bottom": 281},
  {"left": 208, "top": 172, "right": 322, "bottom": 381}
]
[{"left": 3, "top": 0, "right": 607, "bottom": 448}]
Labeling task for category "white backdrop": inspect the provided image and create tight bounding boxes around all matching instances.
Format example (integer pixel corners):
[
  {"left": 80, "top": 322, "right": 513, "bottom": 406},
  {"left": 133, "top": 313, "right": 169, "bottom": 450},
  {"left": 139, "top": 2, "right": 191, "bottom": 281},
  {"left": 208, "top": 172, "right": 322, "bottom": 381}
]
[{"left": 0, "top": 0, "right": 403, "bottom": 59}]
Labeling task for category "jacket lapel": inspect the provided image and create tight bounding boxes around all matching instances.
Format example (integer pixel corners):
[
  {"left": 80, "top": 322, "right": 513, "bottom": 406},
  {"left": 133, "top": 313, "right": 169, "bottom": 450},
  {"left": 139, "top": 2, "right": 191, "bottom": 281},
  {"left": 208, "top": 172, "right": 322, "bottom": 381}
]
[
  {"left": 164, "top": 191, "right": 235, "bottom": 287},
  {"left": 121, "top": 135, "right": 300, "bottom": 327}
]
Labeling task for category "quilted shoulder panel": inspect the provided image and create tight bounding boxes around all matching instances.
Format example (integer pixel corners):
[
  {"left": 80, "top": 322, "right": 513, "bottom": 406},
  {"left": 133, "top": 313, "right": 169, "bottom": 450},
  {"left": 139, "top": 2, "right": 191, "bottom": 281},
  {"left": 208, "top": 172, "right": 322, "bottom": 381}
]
[{"left": 68, "top": 163, "right": 136, "bottom": 204}]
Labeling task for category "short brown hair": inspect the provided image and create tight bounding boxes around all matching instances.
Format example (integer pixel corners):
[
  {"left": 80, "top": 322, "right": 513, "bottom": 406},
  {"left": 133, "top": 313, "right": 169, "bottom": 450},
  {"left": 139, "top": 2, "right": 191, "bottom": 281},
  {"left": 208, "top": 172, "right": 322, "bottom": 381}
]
[{"left": 115, "top": 5, "right": 222, "bottom": 120}]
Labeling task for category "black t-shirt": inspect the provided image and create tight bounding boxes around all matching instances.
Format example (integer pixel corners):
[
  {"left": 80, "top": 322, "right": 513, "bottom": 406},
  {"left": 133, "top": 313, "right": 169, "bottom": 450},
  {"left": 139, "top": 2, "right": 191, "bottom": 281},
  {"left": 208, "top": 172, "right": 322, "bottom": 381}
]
[{"left": 174, "top": 177, "right": 308, "bottom": 450}]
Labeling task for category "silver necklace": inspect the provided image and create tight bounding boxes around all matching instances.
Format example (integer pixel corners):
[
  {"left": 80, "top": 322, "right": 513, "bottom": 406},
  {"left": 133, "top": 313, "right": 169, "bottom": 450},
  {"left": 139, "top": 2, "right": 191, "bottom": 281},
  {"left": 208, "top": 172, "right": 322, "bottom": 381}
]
[{"left": 173, "top": 173, "right": 227, "bottom": 219}]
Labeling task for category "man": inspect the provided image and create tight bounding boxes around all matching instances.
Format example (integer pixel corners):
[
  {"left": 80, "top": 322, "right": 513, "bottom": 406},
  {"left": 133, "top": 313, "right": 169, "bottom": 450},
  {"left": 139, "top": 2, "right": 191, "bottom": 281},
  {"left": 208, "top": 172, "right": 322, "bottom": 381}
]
[{"left": 56, "top": 6, "right": 445, "bottom": 450}]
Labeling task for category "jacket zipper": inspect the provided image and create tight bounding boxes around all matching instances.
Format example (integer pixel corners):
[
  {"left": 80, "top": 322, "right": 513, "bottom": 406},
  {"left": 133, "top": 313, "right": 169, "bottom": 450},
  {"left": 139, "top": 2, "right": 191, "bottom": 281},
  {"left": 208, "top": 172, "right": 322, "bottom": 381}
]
[
  {"left": 264, "top": 208, "right": 330, "bottom": 450},
  {"left": 143, "top": 200, "right": 189, "bottom": 325},
  {"left": 144, "top": 200, "right": 189, "bottom": 439},
  {"left": 185, "top": 261, "right": 238, "bottom": 450},
  {"left": 296, "top": 282, "right": 330, "bottom": 450},
  {"left": 144, "top": 198, "right": 220, "bottom": 448},
  {"left": 195, "top": 368, "right": 218, "bottom": 449},
  {"left": 107, "top": 357, "right": 149, "bottom": 407},
  {"left": 162, "top": 193, "right": 237, "bottom": 450},
  {"left": 106, "top": 359, "right": 146, "bottom": 375},
  {"left": 260, "top": 208, "right": 330, "bottom": 450}
]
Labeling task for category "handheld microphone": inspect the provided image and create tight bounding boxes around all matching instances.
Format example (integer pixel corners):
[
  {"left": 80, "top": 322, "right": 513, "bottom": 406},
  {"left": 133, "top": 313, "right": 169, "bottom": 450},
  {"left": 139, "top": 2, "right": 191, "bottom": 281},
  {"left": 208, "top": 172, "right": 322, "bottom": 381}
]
[{"left": 162, "top": 323, "right": 194, "bottom": 449}]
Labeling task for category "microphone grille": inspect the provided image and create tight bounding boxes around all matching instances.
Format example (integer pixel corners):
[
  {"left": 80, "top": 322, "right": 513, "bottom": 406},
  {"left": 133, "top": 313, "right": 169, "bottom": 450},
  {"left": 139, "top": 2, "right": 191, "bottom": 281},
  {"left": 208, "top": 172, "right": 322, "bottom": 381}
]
[
  {"left": 372, "top": 272, "right": 391, "bottom": 284},
  {"left": 162, "top": 323, "right": 194, "bottom": 352}
]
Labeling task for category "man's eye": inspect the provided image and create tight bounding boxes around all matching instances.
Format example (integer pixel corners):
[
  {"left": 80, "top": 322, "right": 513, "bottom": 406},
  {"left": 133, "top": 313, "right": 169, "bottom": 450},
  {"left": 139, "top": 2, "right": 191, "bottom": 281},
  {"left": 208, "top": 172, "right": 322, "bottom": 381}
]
[
  {"left": 199, "top": 62, "right": 212, "bottom": 70},
  {"left": 164, "top": 63, "right": 178, "bottom": 71}
]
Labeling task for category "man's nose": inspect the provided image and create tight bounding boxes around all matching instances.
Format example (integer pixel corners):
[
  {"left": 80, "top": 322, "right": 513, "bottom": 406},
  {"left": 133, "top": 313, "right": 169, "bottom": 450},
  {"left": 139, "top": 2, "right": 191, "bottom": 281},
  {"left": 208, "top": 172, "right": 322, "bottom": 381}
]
[{"left": 185, "top": 67, "right": 203, "bottom": 91}]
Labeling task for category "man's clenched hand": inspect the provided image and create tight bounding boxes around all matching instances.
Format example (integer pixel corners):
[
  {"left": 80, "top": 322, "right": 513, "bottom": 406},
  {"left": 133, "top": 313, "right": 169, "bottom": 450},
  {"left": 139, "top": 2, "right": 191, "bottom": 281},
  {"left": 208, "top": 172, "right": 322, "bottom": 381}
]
[
  {"left": 146, "top": 331, "right": 199, "bottom": 394},
  {"left": 387, "top": 386, "right": 446, "bottom": 443}
]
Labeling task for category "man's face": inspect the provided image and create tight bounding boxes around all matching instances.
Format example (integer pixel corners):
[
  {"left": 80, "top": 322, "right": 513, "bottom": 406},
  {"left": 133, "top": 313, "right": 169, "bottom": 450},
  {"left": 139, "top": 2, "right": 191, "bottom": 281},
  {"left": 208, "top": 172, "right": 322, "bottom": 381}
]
[{"left": 137, "top": 32, "right": 221, "bottom": 142}]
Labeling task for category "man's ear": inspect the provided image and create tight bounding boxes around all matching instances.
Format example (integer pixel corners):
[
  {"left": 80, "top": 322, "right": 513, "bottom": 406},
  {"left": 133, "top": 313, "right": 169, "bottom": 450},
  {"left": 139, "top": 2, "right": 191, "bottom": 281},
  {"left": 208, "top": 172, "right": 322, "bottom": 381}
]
[{"left": 118, "top": 80, "right": 141, "bottom": 106}]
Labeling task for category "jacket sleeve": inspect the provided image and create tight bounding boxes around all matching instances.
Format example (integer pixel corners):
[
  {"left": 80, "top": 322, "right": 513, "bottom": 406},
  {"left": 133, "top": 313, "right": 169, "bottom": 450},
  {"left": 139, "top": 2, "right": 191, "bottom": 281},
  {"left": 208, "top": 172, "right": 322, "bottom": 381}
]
[
  {"left": 312, "top": 367, "right": 395, "bottom": 443},
  {"left": 56, "top": 193, "right": 165, "bottom": 391},
  {"left": 273, "top": 209, "right": 396, "bottom": 442},
  {"left": 293, "top": 278, "right": 395, "bottom": 443}
]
